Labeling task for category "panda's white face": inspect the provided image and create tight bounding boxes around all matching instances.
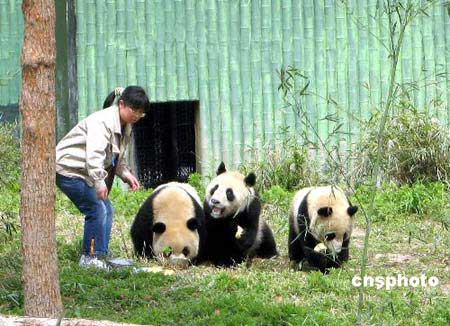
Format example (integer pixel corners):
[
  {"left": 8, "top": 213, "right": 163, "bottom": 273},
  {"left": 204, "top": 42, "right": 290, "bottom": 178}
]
[
  {"left": 152, "top": 218, "right": 200, "bottom": 261},
  {"left": 311, "top": 218, "right": 350, "bottom": 254},
  {"left": 205, "top": 171, "right": 254, "bottom": 219},
  {"left": 299, "top": 186, "right": 357, "bottom": 254},
  {"left": 152, "top": 186, "right": 201, "bottom": 264}
]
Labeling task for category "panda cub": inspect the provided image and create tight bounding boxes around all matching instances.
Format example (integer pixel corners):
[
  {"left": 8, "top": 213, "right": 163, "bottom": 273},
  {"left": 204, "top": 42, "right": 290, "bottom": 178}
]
[
  {"left": 130, "top": 182, "right": 205, "bottom": 266},
  {"left": 288, "top": 186, "right": 358, "bottom": 273},
  {"left": 203, "top": 162, "right": 277, "bottom": 266}
]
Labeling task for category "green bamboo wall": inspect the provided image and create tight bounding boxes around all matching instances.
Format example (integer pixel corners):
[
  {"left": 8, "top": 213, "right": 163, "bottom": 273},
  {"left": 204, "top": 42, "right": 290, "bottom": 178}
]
[
  {"left": 74, "top": 0, "right": 450, "bottom": 175},
  {"left": 0, "top": 0, "right": 23, "bottom": 111},
  {"left": 1, "top": 1, "right": 449, "bottom": 176}
]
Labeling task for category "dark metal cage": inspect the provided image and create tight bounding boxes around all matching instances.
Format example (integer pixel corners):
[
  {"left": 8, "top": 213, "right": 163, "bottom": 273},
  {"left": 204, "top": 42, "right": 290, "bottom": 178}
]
[{"left": 133, "top": 101, "right": 197, "bottom": 189}]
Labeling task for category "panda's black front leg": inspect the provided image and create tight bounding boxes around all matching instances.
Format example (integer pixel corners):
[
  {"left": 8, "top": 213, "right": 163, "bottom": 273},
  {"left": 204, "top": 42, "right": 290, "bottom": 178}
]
[
  {"left": 234, "top": 196, "right": 261, "bottom": 253},
  {"left": 304, "top": 243, "right": 348, "bottom": 273},
  {"left": 338, "top": 238, "right": 350, "bottom": 262},
  {"left": 215, "top": 257, "right": 238, "bottom": 267},
  {"left": 289, "top": 225, "right": 305, "bottom": 262},
  {"left": 304, "top": 249, "right": 338, "bottom": 273},
  {"left": 234, "top": 225, "right": 257, "bottom": 253},
  {"left": 289, "top": 221, "right": 318, "bottom": 265}
]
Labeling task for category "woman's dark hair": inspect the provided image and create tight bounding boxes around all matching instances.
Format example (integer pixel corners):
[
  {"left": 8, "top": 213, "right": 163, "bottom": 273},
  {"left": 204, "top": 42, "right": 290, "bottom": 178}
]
[{"left": 103, "top": 86, "right": 150, "bottom": 111}]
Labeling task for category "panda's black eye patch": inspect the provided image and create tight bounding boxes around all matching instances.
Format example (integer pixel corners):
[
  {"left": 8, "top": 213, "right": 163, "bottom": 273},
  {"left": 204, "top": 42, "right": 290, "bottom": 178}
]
[
  {"left": 226, "top": 188, "right": 235, "bottom": 201},
  {"left": 210, "top": 184, "right": 219, "bottom": 196},
  {"left": 318, "top": 207, "right": 333, "bottom": 217},
  {"left": 152, "top": 222, "right": 166, "bottom": 234},
  {"left": 325, "top": 232, "right": 336, "bottom": 241},
  {"left": 187, "top": 218, "right": 199, "bottom": 230}
]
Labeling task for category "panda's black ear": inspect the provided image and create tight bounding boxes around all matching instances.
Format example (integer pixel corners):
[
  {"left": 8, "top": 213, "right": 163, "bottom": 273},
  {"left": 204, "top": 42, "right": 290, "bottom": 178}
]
[
  {"left": 152, "top": 222, "right": 166, "bottom": 234},
  {"left": 187, "top": 218, "right": 200, "bottom": 230},
  {"left": 216, "top": 162, "right": 226, "bottom": 175},
  {"left": 348, "top": 206, "right": 358, "bottom": 216},
  {"left": 244, "top": 172, "right": 256, "bottom": 187},
  {"left": 317, "top": 207, "right": 333, "bottom": 217}
]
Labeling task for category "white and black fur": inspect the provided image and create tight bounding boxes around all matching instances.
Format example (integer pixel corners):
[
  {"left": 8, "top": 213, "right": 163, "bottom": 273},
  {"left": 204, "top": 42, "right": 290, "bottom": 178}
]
[
  {"left": 288, "top": 186, "right": 358, "bottom": 273},
  {"left": 203, "top": 162, "right": 277, "bottom": 266},
  {"left": 130, "top": 182, "right": 205, "bottom": 265}
]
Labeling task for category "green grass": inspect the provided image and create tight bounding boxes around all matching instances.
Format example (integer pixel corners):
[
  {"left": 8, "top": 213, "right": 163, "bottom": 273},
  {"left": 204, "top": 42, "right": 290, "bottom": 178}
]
[{"left": 0, "top": 183, "right": 449, "bottom": 325}]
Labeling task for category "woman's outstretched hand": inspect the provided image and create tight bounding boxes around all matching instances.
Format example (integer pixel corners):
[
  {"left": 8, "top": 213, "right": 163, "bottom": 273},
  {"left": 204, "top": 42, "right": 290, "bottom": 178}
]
[{"left": 123, "top": 174, "right": 140, "bottom": 191}]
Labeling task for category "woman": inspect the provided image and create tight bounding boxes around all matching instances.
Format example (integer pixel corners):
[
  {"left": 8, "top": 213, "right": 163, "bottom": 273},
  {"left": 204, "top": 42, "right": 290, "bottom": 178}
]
[{"left": 56, "top": 86, "right": 150, "bottom": 269}]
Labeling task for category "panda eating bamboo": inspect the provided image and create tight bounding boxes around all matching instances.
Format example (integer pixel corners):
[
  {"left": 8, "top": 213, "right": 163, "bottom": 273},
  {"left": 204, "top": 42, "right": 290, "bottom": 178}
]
[{"left": 288, "top": 186, "right": 358, "bottom": 273}]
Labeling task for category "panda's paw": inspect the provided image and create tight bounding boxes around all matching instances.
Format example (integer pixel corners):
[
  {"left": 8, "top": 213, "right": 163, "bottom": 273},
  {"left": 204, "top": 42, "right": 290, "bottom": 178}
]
[
  {"left": 215, "top": 259, "right": 235, "bottom": 268},
  {"left": 313, "top": 243, "right": 327, "bottom": 254},
  {"left": 289, "top": 260, "right": 303, "bottom": 271},
  {"left": 300, "top": 259, "right": 310, "bottom": 271}
]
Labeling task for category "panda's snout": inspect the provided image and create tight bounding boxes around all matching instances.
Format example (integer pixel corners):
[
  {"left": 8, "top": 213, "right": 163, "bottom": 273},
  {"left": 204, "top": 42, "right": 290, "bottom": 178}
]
[{"left": 209, "top": 198, "right": 226, "bottom": 218}]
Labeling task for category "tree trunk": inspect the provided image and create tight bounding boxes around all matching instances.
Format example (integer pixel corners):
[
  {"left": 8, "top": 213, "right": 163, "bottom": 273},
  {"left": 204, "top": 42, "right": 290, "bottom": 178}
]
[{"left": 20, "top": 0, "right": 63, "bottom": 317}]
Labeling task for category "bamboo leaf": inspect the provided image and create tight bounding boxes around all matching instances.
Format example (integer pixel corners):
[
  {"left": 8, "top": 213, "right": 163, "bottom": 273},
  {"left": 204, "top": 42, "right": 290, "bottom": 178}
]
[
  {"left": 419, "top": 8, "right": 430, "bottom": 17},
  {"left": 298, "top": 81, "right": 310, "bottom": 96}
]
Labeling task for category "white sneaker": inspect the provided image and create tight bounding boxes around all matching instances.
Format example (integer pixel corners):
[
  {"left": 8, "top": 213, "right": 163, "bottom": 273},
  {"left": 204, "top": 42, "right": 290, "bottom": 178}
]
[{"left": 79, "top": 254, "right": 111, "bottom": 270}]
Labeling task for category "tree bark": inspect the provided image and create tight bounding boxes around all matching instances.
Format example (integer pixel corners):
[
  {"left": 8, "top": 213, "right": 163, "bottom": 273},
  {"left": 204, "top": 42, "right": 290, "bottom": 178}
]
[{"left": 20, "top": 0, "right": 63, "bottom": 317}]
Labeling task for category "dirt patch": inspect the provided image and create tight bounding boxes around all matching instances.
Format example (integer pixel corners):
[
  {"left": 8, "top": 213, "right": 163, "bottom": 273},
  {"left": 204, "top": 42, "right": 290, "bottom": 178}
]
[
  {"left": 0, "top": 315, "right": 146, "bottom": 326},
  {"left": 351, "top": 228, "right": 366, "bottom": 249},
  {"left": 441, "top": 283, "right": 450, "bottom": 295},
  {"left": 352, "top": 228, "right": 366, "bottom": 238},
  {"left": 374, "top": 253, "right": 416, "bottom": 266}
]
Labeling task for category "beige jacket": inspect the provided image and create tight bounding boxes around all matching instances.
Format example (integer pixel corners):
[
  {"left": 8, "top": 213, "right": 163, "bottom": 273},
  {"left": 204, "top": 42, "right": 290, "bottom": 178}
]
[{"left": 56, "top": 105, "right": 132, "bottom": 190}]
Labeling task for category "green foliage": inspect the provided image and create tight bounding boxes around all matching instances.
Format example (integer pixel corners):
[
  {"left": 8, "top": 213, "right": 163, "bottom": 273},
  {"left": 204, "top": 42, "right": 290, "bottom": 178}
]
[
  {"left": 0, "top": 123, "right": 20, "bottom": 242},
  {"left": 0, "top": 122, "right": 20, "bottom": 187},
  {"left": 354, "top": 181, "right": 450, "bottom": 227},
  {"left": 55, "top": 189, "right": 80, "bottom": 216},
  {"left": 355, "top": 106, "right": 450, "bottom": 184},
  {"left": 0, "top": 181, "right": 20, "bottom": 237},
  {"left": 260, "top": 185, "right": 293, "bottom": 211},
  {"left": 0, "top": 211, "right": 19, "bottom": 243},
  {"left": 109, "top": 186, "right": 153, "bottom": 218},
  {"left": 188, "top": 172, "right": 205, "bottom": 200},
  {"left": 241, "top": 135, "right": 321, "bottom": 193}
]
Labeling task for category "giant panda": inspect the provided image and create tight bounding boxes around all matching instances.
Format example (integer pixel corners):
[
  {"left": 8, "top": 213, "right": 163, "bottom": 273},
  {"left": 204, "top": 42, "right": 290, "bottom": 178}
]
[
  {"left": 288, "top": 186, "right": 358, "bottom": 273},
  {"left": 130, "top": 182, "right": 205, "bottom": 267},
  {"left": 203, "top": 162, "right": 277, "bottom": 266}
]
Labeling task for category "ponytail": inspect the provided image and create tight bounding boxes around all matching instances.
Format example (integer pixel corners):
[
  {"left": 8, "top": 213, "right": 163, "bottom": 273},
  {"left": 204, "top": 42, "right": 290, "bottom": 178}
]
[{"left": 102, "top": 87, "right": 125, "bottom": 109}]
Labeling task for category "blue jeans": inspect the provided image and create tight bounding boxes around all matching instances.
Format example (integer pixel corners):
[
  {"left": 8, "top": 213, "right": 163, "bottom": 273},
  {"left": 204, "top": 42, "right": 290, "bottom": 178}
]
[{"left": 56, "top": 173, "right": 113, "bottom": 256}]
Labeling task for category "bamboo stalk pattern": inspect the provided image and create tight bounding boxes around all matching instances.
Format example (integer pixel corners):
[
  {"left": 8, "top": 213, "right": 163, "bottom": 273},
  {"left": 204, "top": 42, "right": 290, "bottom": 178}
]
[{"left": 1, "top": 1, "right": 449, "bottom": 177}]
